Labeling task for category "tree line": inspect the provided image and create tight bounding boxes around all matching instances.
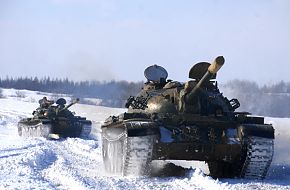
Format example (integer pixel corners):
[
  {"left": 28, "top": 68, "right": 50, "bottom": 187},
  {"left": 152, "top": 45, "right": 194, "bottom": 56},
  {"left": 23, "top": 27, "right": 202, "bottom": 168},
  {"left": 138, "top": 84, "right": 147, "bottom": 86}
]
[
  {"left": 0, "top": 77, "right": 143, "bottom": 107},
  {"left": 1, "top": 77, "right": 290, "bottom": 117},
  {"left": 220, "top": 79, "right": 290, "bottom": 118}
]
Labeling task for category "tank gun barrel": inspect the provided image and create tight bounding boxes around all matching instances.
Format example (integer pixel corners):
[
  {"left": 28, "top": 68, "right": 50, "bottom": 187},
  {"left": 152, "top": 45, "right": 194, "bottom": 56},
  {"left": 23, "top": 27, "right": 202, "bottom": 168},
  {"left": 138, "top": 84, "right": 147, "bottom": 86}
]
[
  {"left": 185, "top": 56, "right": 225, "bottom": 103},
  {"left": 59, "top": 98, "right": 80, "bottom": 112}
]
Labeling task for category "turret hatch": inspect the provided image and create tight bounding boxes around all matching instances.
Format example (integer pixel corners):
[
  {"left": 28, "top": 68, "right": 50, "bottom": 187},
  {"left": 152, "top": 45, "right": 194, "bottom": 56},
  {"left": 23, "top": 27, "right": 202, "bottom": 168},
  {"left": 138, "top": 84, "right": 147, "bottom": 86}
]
[
  {"left": 144, "top": 64, "right": 168, "bottom": 83},
  {"left": 189, "top": 62, "right": 217, "bottom": 80}
]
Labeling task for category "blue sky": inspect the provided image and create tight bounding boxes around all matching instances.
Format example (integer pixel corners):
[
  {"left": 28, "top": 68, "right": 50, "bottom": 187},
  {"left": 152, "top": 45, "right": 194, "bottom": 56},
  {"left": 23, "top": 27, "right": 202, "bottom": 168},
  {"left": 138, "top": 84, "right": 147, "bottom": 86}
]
[{"left": 0, "top": 0, "right": 289, "bottom": 84}]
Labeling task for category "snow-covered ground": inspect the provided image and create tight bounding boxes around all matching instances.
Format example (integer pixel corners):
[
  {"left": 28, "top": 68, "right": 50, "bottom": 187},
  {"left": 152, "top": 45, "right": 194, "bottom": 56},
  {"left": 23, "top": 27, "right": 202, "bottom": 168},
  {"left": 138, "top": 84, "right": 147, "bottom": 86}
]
[{"left": 0, "top": 88, "right": 290, "bottom": 190}]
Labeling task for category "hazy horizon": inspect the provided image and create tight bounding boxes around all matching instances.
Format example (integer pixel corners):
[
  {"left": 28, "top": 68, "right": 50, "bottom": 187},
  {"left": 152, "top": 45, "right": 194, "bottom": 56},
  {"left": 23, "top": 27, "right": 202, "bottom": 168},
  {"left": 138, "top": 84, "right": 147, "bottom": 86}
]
[{"left": 1, "top": 0, "right": 289, "bottom": 85}]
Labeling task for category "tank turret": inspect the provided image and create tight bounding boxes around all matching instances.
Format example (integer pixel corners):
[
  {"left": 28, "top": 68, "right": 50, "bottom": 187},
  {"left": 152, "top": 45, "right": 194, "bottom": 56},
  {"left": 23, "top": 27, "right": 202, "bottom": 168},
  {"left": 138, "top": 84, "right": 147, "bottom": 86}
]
[
  {"left": 101, "top": 56, "right": 274, "bottom": 179},
  {"left": 55, "top": 98, "right": 79, "bottom": 116},
  {"left": 58, "top": 98, "right": 79, "bottom": 111}
]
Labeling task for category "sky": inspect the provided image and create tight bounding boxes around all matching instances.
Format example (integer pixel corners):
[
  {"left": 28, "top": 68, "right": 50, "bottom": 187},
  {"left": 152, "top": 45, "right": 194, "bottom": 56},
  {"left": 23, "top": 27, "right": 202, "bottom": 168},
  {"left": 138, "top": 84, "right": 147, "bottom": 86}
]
[{"left": 0, "top": 0, "right": 289, "bottom": 84}]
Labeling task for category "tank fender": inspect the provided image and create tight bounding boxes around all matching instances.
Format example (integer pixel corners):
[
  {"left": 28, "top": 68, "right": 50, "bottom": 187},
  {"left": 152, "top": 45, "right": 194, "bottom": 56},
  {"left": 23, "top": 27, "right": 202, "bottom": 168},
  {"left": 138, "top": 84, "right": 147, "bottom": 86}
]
[{"left": 238, "top": 124, "right": 274, "bottom": 139}]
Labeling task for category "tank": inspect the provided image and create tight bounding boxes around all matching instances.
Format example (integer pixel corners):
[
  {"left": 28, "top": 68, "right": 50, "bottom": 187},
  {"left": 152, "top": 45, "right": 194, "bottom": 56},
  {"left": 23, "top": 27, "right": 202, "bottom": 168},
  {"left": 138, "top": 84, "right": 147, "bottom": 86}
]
[
  {"left": 18, "top": 98, "right": 92, "bottom": 139},
  {"left": 101, "top": 56, "right": 274, "bottom": 179}
]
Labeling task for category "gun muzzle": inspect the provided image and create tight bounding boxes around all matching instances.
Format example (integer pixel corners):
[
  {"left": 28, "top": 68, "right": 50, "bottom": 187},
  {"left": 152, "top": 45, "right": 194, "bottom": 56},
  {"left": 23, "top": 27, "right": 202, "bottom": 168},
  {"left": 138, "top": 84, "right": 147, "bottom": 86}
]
[{"left": 208, "top": 56, "right": 225, "bottom": 74}]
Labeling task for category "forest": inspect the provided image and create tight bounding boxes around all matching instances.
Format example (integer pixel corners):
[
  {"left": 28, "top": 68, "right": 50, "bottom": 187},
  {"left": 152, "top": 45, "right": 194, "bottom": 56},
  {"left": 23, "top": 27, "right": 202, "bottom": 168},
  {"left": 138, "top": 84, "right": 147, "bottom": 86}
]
[
  {"left": 0, "top": 77, "right": 290, "bottom": 117},
  {"left": 0, "top": 77, "right": 143, "bottom": 107}
]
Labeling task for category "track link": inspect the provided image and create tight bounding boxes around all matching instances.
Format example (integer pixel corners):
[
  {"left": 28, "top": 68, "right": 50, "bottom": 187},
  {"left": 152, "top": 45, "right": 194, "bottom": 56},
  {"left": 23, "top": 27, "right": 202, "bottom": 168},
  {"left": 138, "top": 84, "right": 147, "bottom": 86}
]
[{"left": 241, "top": 136, "right": 274, "bottom": 179}]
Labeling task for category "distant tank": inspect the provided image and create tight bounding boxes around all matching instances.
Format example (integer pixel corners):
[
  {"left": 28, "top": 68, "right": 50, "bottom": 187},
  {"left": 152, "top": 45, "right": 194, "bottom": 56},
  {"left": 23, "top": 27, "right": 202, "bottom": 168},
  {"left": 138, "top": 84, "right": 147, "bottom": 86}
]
[
  {"left": 101, "top": 56, "right": 274, "bottom": 179},
  {"left": 18, "top": 98, "right": 92, "bottom": 139}
]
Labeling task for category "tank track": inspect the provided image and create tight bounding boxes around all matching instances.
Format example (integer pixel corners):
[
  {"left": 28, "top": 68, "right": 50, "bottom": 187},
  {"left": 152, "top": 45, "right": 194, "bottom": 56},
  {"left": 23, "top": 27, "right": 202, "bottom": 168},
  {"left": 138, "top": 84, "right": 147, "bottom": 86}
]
[
  {"left": 241, "top": 136, "right": 274, "bottom": 179},
  {"left": 18, "top": 122, "right": 51, "bottom": 138},
  {"left": 102, "top": 121, "right": 158, "bottom": 176},
  {"left": 80, "top": 123, "right": 92, "bottom": 138},
  {"left": 123, "top": 135, "right": 157, "bottom": 176}
]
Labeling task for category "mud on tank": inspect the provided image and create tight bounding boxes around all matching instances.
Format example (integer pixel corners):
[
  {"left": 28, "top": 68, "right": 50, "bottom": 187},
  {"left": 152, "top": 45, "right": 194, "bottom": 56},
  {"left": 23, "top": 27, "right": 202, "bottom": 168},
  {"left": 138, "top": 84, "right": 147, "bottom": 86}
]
[
  {"left": 101, "top": 56, "right": 274, "bottom": 179},
  {"left": 18, "top": 98, "right": 92, "bottom": 139}
]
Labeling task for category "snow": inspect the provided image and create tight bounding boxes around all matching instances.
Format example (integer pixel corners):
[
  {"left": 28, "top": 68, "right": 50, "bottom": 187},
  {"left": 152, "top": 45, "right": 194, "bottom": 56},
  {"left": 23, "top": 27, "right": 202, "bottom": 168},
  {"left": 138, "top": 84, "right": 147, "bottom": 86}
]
[{"left": 0, "top": 88, "right": 290, "bottom": 190}]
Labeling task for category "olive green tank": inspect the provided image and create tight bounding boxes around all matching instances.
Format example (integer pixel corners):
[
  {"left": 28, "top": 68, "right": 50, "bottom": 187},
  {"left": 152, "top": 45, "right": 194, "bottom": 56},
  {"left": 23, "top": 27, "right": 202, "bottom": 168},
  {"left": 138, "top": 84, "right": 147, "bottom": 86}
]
[
  {"left": 18, "top": 98, "right": 92, "bottom": 139},
  {"left": 101, "top": 56, "right": 274, "bottom": 179}
]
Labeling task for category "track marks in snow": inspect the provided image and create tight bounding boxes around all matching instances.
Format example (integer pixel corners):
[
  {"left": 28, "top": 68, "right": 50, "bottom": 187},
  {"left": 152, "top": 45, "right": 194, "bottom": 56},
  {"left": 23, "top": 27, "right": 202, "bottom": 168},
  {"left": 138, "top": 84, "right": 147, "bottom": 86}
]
[
  {"left": 42, "top": 139, "right": 103, "bottom": 189},
  {"left": 0, "top": 138, "right": 56, "bottom": 189}
]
